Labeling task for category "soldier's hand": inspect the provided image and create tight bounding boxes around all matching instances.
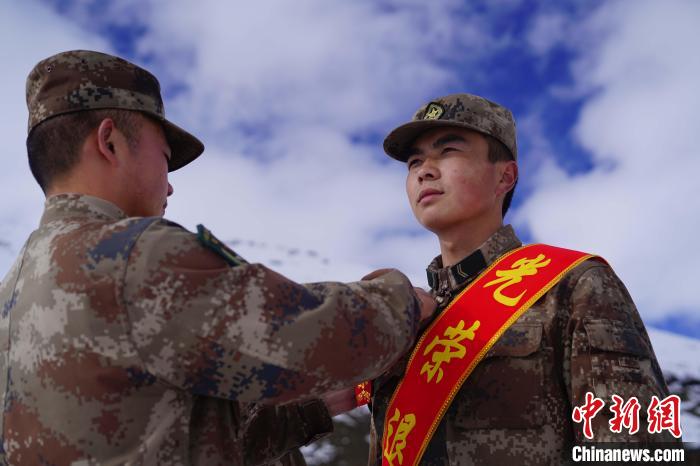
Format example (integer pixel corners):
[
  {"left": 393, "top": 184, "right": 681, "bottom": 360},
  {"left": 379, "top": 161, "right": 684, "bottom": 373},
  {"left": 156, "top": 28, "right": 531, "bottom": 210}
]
[
  {"left": 321, "top": 388, "right": 357, "bottom": 417},
  {"left": 415, "top": 287, "right": 437, "bottom": 325},
  {"left": 361, "top": 269, "right": 436, "bottom": 326}
]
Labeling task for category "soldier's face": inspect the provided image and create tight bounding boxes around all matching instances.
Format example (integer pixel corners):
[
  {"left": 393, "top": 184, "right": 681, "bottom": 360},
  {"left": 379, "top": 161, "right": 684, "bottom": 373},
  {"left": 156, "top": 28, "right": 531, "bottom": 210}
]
[
  {"left": 121, "top": 116, "right": 173, "bottom": 217},
  {"left": 405, "top": 127, "right": 504, "bottom": 234}
]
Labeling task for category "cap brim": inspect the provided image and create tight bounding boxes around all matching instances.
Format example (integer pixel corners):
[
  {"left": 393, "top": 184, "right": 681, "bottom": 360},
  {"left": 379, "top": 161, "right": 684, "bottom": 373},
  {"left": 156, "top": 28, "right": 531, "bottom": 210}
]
[
  {"left": 383, "top": 120, "right": 491, "bottom": 162},
  {"left": 160, "top": 118, "right": 204, "bottom": 172}
]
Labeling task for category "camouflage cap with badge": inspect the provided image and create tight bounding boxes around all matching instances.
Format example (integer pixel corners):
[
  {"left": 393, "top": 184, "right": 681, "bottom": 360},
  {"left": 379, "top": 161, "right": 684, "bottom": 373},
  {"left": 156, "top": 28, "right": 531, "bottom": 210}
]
[
  {"left": 26, "top": 50, "right": 204, "bottom": 172},
  {"left": 383, "top": 93, "right": 517, "bottom": 162}
]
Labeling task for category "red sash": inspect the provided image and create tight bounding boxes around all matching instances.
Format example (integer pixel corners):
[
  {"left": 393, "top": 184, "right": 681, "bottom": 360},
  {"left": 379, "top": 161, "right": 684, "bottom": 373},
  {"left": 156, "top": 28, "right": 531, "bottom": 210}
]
[{"left": 378, "top": 244, "right": 599, "bottom": 465}]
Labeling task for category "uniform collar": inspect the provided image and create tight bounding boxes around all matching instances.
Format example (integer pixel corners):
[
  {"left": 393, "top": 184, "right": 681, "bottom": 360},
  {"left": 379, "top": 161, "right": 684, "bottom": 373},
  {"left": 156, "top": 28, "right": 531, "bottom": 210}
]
[
  {"left": 40, "top": 194, "right": 127, "bottom": 225},
  {"left": 426, "top": 225, "right": 522, "bottom": 299}
]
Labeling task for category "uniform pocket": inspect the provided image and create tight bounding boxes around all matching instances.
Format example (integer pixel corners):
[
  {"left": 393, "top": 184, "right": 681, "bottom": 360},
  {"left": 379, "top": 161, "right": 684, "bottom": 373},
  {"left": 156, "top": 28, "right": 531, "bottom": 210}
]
[
  {"left": 583, "top": 318, "right": 650, "bottom": 357},
  {"left": 451, "top": 323, "right": 547, "bottom": 430},
  {"left": 583, "top": 317, "right": 655, "bottom": 399}
]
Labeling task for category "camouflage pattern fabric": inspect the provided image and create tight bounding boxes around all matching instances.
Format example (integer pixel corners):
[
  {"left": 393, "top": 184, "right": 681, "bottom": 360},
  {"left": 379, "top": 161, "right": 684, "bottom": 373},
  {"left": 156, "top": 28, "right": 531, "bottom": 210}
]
[
  {"left": 187, "top": 397, "right": 324, "bottom": 465},
  {"left": 188, "top": 398, "right": 324, "bottom": 465},
  {"left": 368, "top": 226, "right": 677, "bottom": 466},
  {"left": 383, "top": 93, "right": 517, "bottom": 162},
  {"left": 0, "top": 194, "right": 421, "bottom": 465}
]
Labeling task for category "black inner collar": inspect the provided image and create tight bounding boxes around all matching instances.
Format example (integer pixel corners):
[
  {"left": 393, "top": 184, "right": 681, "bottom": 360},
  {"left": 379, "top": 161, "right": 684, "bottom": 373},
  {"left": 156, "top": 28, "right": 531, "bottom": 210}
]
[{"left": 427, "top": 249, "right": 488, "bottom": 291}]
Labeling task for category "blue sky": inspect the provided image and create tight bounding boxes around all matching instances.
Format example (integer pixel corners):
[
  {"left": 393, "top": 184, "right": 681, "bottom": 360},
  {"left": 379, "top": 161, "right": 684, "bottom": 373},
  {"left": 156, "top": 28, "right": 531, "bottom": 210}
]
[{"left": 1, "top": 0, "right": 699, "bottom": 338}]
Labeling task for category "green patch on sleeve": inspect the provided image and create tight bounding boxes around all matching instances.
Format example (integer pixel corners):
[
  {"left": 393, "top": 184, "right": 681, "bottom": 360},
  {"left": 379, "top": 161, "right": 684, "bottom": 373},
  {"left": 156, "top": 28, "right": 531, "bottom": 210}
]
[{"left": 196, "top": 224, "right": 248, "bottom": 267}]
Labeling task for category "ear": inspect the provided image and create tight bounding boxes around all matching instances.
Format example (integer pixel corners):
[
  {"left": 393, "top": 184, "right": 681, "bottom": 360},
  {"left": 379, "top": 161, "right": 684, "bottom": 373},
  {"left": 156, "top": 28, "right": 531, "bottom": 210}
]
[
  {"left": 496, "top": 161, "right": 518, "bottom": 196},
  {"left": 96, "top": 118, "right": 119, "bottom": 165}
]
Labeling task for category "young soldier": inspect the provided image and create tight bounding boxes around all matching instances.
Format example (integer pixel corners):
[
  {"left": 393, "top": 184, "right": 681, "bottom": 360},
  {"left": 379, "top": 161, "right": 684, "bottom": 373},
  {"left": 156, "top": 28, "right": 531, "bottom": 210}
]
[
  {"left": 366, "top": 93, "right": 677, "bottom": 465},
  {"left": 0, "top": 50, "right": 436, "bottom": 465}
]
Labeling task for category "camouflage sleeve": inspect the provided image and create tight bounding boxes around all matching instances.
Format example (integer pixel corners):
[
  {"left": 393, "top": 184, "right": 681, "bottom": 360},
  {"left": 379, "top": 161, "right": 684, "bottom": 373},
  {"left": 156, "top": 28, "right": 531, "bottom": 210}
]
[
  {"left": 565, "top": 261, "right": 678, "bottom": 442},
  {"left": 242, "top": 400, "right": 332, "bottom": 465},
  {"left": 122, "top": 220, "right": 421, "bottom": 404}
]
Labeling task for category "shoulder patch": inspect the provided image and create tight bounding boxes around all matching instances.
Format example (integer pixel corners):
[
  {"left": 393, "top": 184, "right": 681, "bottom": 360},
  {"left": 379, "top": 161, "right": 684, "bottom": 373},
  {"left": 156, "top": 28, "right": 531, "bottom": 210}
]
[{"left": 196, "top": 224, "right": 248, "bottom": 267}]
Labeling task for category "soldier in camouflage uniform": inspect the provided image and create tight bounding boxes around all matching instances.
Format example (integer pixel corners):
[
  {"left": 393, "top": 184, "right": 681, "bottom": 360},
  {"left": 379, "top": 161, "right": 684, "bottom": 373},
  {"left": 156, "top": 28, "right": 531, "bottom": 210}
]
[
  {"left": 0, "top": 50, "right": 436, "bottom": 465},
  {"left": 366, "top": 93, "right": 678, "bottom": 465}
]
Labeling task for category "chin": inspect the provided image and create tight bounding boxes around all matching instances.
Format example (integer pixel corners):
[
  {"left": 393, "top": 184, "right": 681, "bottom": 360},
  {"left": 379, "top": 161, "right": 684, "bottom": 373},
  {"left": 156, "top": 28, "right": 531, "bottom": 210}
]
[
  {"left": 419, "top": 210, "right": 465, "bottom": 235},
  {"left": 416, "top": 216, "right": 445, "bottom": 234}
]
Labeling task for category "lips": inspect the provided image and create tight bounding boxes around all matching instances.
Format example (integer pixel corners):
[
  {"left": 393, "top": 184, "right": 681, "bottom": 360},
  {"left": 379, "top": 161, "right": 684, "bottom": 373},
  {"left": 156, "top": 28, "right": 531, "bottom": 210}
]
[{"left": 417, "top": 188, "right": 443, "bottom": 204}]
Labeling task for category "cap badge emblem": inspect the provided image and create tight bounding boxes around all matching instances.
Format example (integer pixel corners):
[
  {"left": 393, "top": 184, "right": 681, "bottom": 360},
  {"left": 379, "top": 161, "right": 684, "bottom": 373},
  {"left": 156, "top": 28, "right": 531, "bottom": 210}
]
[{"left": 423, "top": 103, "right": 444, "bottom": 120}]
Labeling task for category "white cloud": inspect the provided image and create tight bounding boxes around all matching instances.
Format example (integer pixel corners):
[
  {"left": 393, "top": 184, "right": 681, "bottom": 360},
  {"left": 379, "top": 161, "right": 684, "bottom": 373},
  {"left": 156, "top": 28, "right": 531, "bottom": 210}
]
[
  {"left": 127, "top": 0, "right": 496, "bottom": 140},
  {"left": 515, "top": 0, "right": 700, "bottom": 322},
  {"left": 526, "top": 11, "right": 568, "bottom": 56}
]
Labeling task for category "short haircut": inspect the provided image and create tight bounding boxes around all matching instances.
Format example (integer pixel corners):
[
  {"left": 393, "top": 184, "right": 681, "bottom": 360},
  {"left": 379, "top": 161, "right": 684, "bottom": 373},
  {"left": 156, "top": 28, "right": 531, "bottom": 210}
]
[
  {"left": 485, "top": 134, "right": 517, "bottom": 217},
  {"left": 26, "top": 109, "right": 142, "bottom": 192}
]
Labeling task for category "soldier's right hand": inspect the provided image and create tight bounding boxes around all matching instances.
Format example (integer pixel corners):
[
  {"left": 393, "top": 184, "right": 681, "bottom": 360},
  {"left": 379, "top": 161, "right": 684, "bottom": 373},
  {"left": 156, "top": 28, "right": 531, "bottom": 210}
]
[{"left": 414, "top": 287, "right": 437, "bottom": 326}]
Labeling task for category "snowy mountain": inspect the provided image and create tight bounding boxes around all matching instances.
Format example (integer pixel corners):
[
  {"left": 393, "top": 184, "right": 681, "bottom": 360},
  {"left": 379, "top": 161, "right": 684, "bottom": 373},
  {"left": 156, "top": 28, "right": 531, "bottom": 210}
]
[{"left": 649, "top": 329, "right": 700, "bottom": 443}]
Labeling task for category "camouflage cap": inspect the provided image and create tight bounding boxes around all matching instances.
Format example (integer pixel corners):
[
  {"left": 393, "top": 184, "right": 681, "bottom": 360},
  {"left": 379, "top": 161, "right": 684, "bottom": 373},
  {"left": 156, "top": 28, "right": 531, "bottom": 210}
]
[
  {"left": 383, "top": 93, "right": 517, "bottom": 162},
  {"left": 26, "top": 50, "right": 204, "bottom": 172}
]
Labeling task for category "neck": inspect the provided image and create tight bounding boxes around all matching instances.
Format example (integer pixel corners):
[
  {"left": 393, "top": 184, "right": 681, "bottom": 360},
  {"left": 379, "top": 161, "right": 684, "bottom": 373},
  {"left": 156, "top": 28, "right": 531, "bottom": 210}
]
[
  {"left": 437, "top": 216, "right": 503, "bottom": 267},
  {"left": 46, "top": 172, "right": 126, "bottom": 214}
]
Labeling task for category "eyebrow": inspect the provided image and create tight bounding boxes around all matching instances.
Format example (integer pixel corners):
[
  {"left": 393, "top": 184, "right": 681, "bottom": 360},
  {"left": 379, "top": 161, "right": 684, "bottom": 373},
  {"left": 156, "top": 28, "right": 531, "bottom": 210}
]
[{"left": 404, "top": 133, "right": 468, "bottom": 159}]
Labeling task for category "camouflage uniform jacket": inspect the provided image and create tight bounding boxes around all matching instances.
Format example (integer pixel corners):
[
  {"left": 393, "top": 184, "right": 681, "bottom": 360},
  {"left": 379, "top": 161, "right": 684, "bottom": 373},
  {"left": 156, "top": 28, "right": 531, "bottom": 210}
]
[
  {"left": 369, "top": 225, "right": 676, "bottom": 465},
  {"left": 0, "top": 194, "right": 421, "bottom": 465}
]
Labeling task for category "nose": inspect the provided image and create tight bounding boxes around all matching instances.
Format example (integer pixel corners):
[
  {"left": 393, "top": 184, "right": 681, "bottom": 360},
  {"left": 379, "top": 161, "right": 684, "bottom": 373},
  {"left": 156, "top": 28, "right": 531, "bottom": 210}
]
[
  {"left": 167, "top": 182, "right": 174, "bottom": 197},
  {"left": 417, "top": 159, "right": 439, "bottom": 183}
]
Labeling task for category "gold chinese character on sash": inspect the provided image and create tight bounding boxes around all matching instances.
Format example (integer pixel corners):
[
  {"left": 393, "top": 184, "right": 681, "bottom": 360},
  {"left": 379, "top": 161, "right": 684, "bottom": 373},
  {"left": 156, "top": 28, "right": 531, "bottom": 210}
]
[
  {"left": 420, "top": 320, "right": 480, "bottom": 383},
  {"left": 483, "top": 254, "right": 551, "bottom": 307},
  {"left": 384, "top": 408, "right": 417, "bottom": 466}
]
